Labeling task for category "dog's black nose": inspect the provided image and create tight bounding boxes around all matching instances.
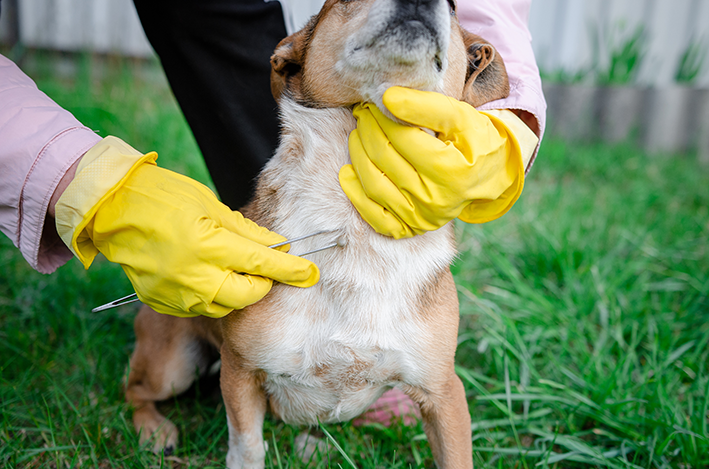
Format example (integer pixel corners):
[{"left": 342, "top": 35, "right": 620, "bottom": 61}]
[
  {"left": 394, "top": 0, "right": 440, "bottom": 18},
  {"left": 401, "top": 0, "right": 436, "bottom": 5}
]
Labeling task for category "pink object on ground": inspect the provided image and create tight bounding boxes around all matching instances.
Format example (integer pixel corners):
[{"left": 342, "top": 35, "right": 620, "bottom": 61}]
[{"left": 353, "top": 388, "right": 421, "bottom": 427}]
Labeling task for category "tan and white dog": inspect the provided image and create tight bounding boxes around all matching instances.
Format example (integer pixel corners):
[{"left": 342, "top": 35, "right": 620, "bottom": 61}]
[{"left": 124, "top": 0, "right": 510, "bottom": 467}]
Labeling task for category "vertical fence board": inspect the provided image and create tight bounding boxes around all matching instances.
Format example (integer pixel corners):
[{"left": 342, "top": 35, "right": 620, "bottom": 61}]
[
  {"left": 528, "top": 0, "right": 561, "bottom": 73},
  {"left": 692, "top": 0, "right": 709, "bottom": 87},
  {"left": 124, "top": 0, "right": 151, "bottom": 56},
  {"left": 92, "top": 0, "right": 110, "bottom": 52},
  {"left": 639, "top": 0, "right": 693, "bottom": 86},
  {"left": 600, "top": 0, "right": 647, "bottom": 80},
  {"left": 556, "top": 2, "right": 585, "bottom": 75},
  {"left": 577, "top": 0, "right": 606, "bottom": 79}
]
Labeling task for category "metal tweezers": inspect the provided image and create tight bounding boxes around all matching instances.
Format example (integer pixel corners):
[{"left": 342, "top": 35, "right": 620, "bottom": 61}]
[{"left": 91, "top": 230, "right": 341, "bottom": 313}]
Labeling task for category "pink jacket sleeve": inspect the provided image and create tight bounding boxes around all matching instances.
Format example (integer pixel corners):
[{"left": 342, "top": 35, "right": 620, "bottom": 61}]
[
  {"left": 457, "top": 0, "right": 546, "bottom": 170},
  {"left": 0, "top": 54, "right": 102, "bottom": 274}
]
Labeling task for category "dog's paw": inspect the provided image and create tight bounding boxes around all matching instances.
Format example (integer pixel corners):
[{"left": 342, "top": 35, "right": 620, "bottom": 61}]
[
  {"left": 145, "top": 420, "right": 178, "bottom": 455},
  {"left": 135, "top": 412, "right": 178, "bottom": 455}
]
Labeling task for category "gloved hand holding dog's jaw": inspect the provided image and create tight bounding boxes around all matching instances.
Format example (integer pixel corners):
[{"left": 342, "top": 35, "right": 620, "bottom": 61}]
[
  {"left": 54, "top": 137, "right": 319, "bottom": 318},
  {"left": 339, "top": 87, "right": 539, "bottom": 239}
]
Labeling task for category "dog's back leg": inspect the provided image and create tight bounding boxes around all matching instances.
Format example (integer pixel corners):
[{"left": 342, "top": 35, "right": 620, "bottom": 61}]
[
  {"left": 125, "top": 305, "right": 215, "bottom": 454},
  {"left": 412, "top": 372, "right": 473, "bottom": 469}
]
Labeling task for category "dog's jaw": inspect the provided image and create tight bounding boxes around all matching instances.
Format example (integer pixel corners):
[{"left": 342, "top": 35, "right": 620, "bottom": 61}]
[{"left": 336, "top": 0, "right": 453, "bottom": 109}]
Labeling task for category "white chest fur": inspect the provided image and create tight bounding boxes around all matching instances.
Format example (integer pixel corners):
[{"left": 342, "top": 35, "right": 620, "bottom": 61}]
[{"left": 249, "top": 100, "right": 457, "bottom": 424}]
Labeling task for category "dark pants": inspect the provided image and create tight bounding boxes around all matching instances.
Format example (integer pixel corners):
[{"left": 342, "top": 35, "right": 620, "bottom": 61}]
[{"left": 133, "top": 0, "right": 288, "bottom": 210}]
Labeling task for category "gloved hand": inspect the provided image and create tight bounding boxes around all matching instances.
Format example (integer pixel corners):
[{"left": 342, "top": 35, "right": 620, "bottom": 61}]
[
  {"left": 56, "top": 137, "right": 319, "bottom": 318},
  {"left": 339, "top": 87, "right": 538, "bottom": 239}
]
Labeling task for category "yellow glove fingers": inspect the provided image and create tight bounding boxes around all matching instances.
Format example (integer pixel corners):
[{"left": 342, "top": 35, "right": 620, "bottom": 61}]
[
  {"left": 131, "top": 167, "right": 288, "bottom": 251},
  {"left": 360, "top": 104, "right": 471, "bottom": 181},
  {"left": 349, "top": 121, "right": 420, "bottom": 205},
  {"left": 213, "top": 272, "right": 274, "bottom": 311},
  {"left": 370, "top": 101, "right": 517, "bottom": 201},
  {"left": 220, "top": 209, "right": 289, "bottom": 250},
  {"left": 214, "top": 228, "right": 320, "bottom": 288},
  {"left": 382, "top": 86, "right": 470, "bottom": 137},
  {"left": 353, "top": 106, "right": 430, "bottom": 185},
  {"left": 382, "top": 87, "right": 513, "bottom": 168},
  {"left": 338, "top": 165, "right": 414, "bottom": 239},
  {"left": 348, "top": 126, "right": 444, "bottom": 231}
]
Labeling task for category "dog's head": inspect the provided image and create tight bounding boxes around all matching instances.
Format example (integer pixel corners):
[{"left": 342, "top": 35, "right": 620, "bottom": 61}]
[{"left": 270, "top": 0, "right": 509, "bottom": 110}]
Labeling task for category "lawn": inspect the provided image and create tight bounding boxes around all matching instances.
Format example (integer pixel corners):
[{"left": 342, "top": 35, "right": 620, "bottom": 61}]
[{"left": 1, "top": 52, "right": 708, "bottom": 468}]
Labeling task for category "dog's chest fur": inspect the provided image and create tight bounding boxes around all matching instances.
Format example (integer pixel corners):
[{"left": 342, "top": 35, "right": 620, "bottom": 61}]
[{"left": 238, "top": 99, "right": 457, "bottom": 425}]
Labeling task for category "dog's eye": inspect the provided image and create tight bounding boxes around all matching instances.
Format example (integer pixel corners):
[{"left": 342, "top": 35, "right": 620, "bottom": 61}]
[{"left": 447, "top": 0, "right": 456, "bottom": 15}]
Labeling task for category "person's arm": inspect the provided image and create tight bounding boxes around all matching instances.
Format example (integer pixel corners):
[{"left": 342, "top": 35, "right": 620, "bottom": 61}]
[
  {"left": 0, "top": 54, "right": 102, "bottom": 274},
  {"left": 457, "top": 0, "right": 546, "bottom": 170},
  {"left": 0, "top": 55, "right": 319, "bottom": 317}
]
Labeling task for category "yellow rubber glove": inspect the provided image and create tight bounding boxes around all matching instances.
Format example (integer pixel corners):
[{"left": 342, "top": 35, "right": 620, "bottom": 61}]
[
  {"left": 56, "top": 137, "right": 319, "bottom": 318},
  {"left": 339, "top": 87, "right": 538, "bottom": 239}
]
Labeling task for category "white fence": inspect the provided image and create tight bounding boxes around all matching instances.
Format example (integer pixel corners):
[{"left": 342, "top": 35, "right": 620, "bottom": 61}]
[
  {"left": 530, "top": 0, "right": 709, "bottom": 87},
  {"left": 1, "top": 0, "right": 152, "bottom": 56},
  {"left": 1, "top": 0, "right": 708, "bottom": 87}
]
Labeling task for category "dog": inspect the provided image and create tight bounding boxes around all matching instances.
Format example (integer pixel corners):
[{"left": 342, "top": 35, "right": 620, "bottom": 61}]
[{"left": 124, "top": 0, "right": 510, "bottom": 467}]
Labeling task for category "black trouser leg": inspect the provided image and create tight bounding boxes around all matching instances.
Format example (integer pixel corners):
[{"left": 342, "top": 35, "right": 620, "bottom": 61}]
[{"left": 133, "top": 0, "right": 287, "bottom": 210}]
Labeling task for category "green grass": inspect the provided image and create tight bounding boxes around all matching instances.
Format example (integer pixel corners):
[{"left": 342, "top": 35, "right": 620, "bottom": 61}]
[{"left": 1, "top": 52, "right": 708, "bottom": 468}]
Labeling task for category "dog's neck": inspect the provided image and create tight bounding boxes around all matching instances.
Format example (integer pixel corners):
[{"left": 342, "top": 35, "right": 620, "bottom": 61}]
[
  {"left": 277, "top": 98, "right": 357, "bottom": 173},
  {"left": 260, "top": 98, "right": 363, "bottom": 236},
  {"left": 253, "top": 97, "right": 456, "bottom": 296}
]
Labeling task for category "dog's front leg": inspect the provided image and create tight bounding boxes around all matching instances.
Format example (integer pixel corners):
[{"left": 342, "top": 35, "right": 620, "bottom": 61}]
[
  {"left": 221, "top": 346, "right": 268, "bottom": 469},
  {"left": 410, "top": 372, "right": 473, "bottom": 469}
]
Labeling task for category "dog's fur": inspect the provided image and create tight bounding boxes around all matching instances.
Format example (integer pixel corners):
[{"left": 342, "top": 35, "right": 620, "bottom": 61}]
[{"left": 124, "top": 0, "right": 509, "bottom": 467}]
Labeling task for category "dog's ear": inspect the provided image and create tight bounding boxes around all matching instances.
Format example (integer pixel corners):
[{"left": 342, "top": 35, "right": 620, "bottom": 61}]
[
  {"left": 270, "top": 29, "right": 309, "bottom": 103},
  {"left": 460, "top": 30, "right": 510, "bottom": 108}
]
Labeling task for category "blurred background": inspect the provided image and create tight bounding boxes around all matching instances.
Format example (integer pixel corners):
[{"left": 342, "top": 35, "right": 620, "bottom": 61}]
[
  {"left": 1, "top": 1, "right": 708, "bottom": 467},
  {"left": 1, "top": 0, "right": 708, "bottom": 158}
]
